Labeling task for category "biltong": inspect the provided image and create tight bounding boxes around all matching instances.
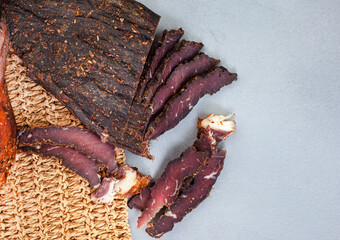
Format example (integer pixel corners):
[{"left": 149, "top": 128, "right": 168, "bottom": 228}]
[
  {"left": 147, "top": 67, "right": 237, "bottom": 140},
  {"left": 4, "top": 0, "right": 160, "bottom": 157},
  {"left": 136, "top": 28, "right": 184, "bottom": 101},
  {"left": 142, "top": 40, "right": 203, "bottom": 103}
]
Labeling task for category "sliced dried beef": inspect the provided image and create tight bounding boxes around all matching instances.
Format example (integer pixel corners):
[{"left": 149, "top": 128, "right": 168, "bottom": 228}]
[
  {"left": 149, "top": 53, "right": 220, "bottom": 119},
  {"left": 128, "top": 183, "right": 153, "bottom": 211},
  {"left": 137, "top": 147, "right": 209, "bottom": 228},
  {"left": 4, "top": 0, "right": 160, "bottom": 157},
  {"left": 132, "top": 114, "right": 236, "bottom": 236},
  {"left": 92, "top": 165, "right": 150, "bottom": 202},
  {"left": 21, "top": 144, "right": 101, "bottom": 188},
  {"left": 18, "top": 126, "right": 120, "bottom": 174},
  {"left": 142, "top": 40, "right": 204, "bottom": 103},
  {"left": 146, "top": 67, "right": 237, "bottom": 140},
  {"left": 136, "top": 28, "right": 184, "bottom": 101},
  {"left": 146, "top": 150, "right": 226, "bottom": 238}
]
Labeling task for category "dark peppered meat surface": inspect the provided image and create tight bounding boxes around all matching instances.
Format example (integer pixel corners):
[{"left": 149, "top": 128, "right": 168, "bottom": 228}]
[{"left": 4, "top": 0, "right": 160, "bottom": 157}]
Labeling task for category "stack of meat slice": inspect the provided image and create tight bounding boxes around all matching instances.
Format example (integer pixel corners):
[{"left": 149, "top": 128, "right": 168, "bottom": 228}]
[
  {"left": 132, "top": 28, "right": 238, "bottom": 146},
  {"left": 18, "top": 126, "right": 150, "bottom": 201},
  {"left": 128, "top": 114, "right": 236, "bottom": 237}
]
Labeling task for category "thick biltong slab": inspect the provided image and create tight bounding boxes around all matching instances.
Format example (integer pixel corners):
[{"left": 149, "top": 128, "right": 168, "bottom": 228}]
[
  {"left": 4, "top": 0, "right": 160, "bottom": 156},
  {"left": 147, "top": 67, "right": 237, "bottom": 140},
  {"left": 142, "top": 40, "right": 203, "bottom": 103}
]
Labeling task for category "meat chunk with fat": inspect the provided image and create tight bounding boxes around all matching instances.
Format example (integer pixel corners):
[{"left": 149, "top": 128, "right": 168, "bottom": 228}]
[{"left": 92, "top": 165, "right": 150, "bottom": 202}]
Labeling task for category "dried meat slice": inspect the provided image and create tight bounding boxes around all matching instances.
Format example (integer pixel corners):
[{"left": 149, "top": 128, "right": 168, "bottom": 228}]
[
  {"left": 92, "top": 165, "right": 150, "bottom": 202},
  {"left": 20, "top": 144, "right": 101, "bottom": 188},
  {"left": 129, "top": 114, "right": 236, "bottom": 211},
  {"left": 146, "top": 150, "right": 226, "bottom": 238},
  {"left": 137, "top": 147, "right": 209, "bottom": 228},
  {"left": 147, "top": 67, "right": 237, "bottom": 140},
  {"left": 5, "top": 0, "right": 160, "bottom": 156},
  {"left": 128, "top": 183, "right": 153, "bottom": 211},
  {"left": 149, "top": 53, "right": 220, "bottom": 119},
  {"left": 18, "top": 126, "right": 121, "bottom": 174},
  {"left": 142, "top": 40, "right": 204, "bottom": 103},
  {"left": 0, "top": 22, "right": 17, "bottom": 185},
  {"left": 136, "top": 28, "right": 184, "bottom": 101}
]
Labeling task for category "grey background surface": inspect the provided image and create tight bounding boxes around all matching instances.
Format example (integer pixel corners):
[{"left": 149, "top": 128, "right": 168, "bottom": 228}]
[{"left": 125, "top": 0, "right": 340, "bottom": 239}]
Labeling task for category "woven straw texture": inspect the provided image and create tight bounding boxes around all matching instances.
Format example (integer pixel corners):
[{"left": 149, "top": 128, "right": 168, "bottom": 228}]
[{"left": 0, "top": 50, "right": 131, "bottom": 240}]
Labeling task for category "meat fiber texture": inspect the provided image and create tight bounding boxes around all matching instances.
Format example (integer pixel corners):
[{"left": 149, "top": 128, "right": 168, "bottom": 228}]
[
  {"left": 4, "top": 0, "right": 160, "bottom": 157},
  {"left": 0, "top": 22, "right": 16, "bottom": 185},
  {"left": 129, "top": 114, "right": 236, "bottom": 237}
]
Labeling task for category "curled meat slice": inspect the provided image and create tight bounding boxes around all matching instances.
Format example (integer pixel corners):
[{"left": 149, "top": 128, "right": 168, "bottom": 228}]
[
  {"left": 137, "top": 28, "right": 184, "bottom": 101},
  {"left": 18, "top": 126, "right": 120, "bottom": 174},
  {"left": 137, "top": 147, "right": 209, "bottom": 228},
  {"left": 149, "top": 53, "right": 220, "bottom": 118},
  {"left": 146, "top": 150, "right": 226, "bottom": 238},
  {"left": 20, "top": 144, "right": 101, "bottom": 188},
  {"left": 0, "top": 22, "right": 16, "bottom": 185},
  {"left": 92, "top": 165, "right": 150, "bottom": 202},
  {"left": 143, "top": 40, "right": 204, "bottom": 103},
  {"left": 194, "top": 114, "right": 236, "bottom": 152},
  {"left": 128, "top": 182, "right": 153, "bottom": 211},
  {"left": 147, "top": 67, "right": 237, "bottom": 140}
]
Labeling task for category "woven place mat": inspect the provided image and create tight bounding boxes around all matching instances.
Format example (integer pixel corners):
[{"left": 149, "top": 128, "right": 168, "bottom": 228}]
[{"left": 0, "top": 50, "right": 132, "bottom": 240}]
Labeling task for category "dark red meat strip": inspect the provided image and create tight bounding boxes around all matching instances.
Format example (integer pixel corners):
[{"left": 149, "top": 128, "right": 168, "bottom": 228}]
[
  {"left": 142, "top": 40, "right": 204, "bottom": 103},
  {"left": 146, "top": 150, "right": 226, "bottom": 238},
  {"left": 20, "top": 144, "right": 101, "bottom": 188},
  {"left": 128, "top": 183, "right": 153, "bottom": 211},
  {"left": 149, "top": 53, "right": 220, "bottom": 119},
  {"left": 137, "top": 28, "right": 184, "bottom": 101},
  {"left": 147, "top": 67, "right": 237, "bottom": 140},
  {"left": 137, "top": 147, "right": 209, "bottom": 228},
  {"left": 18, "top": 126, "right": 119, "bottom": 173}
]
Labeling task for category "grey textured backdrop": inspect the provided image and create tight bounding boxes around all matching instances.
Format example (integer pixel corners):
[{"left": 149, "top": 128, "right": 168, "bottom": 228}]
[{"left": 126, "top": 0, "right": 340, "bottom": 239}]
